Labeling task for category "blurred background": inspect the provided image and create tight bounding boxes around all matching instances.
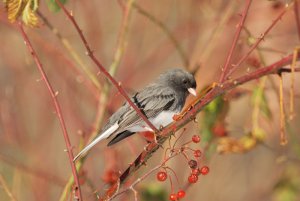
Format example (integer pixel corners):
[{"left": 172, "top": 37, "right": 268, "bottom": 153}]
[{"left": 1, "top": 0, "right": 300, "bottom": 200}]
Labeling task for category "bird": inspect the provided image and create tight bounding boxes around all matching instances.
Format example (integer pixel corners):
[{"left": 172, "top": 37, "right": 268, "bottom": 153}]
[{"left": 73, "top": 68, "right": 197, "bottom": 161}]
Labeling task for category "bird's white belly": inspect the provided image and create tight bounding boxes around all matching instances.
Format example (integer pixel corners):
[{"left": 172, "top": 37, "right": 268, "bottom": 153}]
[{"left": 128, "top": 110, "right": 179, "bottom": 132}]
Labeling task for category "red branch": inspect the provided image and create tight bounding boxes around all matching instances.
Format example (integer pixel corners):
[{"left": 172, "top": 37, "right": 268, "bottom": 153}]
[
  {"left": 100, "top": 52, "right": 300, "bottom": 200},
  {"left": 54, "top": 0, "right": 158, "bottom": 133},
  {"left": 226, "top": 7, "right": 288, "bottom": 77},
  {"left": 219, "top": 0, "right": 252, "bottom": 82},
  {"left": 294, "top": 0, "right": 300, "bottom": 41},
  {"left": 18, "top": 23, "right": 83, "bottom": 201}
]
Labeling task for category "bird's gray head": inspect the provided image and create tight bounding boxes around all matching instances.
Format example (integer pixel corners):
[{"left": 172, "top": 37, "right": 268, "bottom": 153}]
[{"left": 158, "top": 68, "right": 197, "bottom": 97}]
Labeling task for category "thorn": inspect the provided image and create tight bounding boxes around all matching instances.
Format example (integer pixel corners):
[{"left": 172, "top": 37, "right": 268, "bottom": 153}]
[
  {"left": 143, "top": 146, "right": 148, "bottom": 152},
  {"left": 36, "top": 77, "right": 43, "bottom": 82}
]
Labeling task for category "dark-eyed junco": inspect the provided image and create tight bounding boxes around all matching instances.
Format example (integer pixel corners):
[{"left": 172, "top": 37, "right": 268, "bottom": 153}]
[{"left": 74, "top": 69, "right": 197, "bottom": 161}]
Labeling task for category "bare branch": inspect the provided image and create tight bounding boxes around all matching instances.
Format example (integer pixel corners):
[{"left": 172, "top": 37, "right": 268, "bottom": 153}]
[
  {"left": 18, "top": 23, "right": 83, "bottom": 201},
  {"left": 226, "top": 7, "right": 289, "bottom": 78},
  {"left": 219, "top": 0, "right": 253, "bottom": 82}
]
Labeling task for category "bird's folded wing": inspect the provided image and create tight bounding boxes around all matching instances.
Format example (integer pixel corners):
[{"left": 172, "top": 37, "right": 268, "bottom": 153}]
[{"left": 119, "top": 86, "right": 176, "bottom": 131}]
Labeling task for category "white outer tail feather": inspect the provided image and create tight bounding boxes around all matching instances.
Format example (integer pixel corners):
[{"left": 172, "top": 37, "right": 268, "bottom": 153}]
[{"left": 73, "top": 122, "right": 119, "bottom": 161}]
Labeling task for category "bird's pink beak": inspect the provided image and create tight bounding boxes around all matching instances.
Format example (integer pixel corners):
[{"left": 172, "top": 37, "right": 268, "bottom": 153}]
[{"left": 188, "top": 88, "right": 197, "bottom": 96}]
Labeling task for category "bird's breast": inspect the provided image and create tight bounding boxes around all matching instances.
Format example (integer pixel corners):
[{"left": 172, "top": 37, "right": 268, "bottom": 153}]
[{"left": 128, "top": 110, "right": 180, "bottom": 132}]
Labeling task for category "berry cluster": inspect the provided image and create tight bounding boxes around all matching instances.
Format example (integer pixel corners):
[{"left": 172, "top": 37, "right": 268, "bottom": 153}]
[
  {"left": 187, "top": 135, "right": 209, "bottom": 185},
  {"left": 155, "top": 134, "right": 210, "bottom": 200}
]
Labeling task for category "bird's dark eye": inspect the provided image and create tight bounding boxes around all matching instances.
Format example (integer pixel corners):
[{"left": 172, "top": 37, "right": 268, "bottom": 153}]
[{"left": 182, "top": 79, "right": 188, "bottom": 84}]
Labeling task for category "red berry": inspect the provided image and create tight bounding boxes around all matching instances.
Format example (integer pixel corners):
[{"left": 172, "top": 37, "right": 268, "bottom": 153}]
[
  {"left": 157, "top": 171, "right": 167, "bottom": 181},
  {"left": 194, "top": 150, "right": 202, "bottom": 158},
  {"left": 188, "top": 174, "right": 198, "bottom": 183},
  {"left": 212, "top": 123, "right": 227, "bottom": 137},
  {"left": 191, "top": 168, "right": 200, "bottom": 175},
  {"left": 200, "top": 166, "right": 209, "bottom": 175},
  {"left": 192, "top": 135, "right": 201, "bottom": 143},
  {"left": 188, "top": 160, "right": 198, "bottom": 169},
  {"left": 177, "top": 190, "right": 186, "bottom": 198},
  {"left": 169, "top": 193, "right": 178, "bottom": 201}
]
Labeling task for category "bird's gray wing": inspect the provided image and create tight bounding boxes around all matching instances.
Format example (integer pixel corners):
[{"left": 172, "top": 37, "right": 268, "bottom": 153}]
[{"left": 102, "top": 85, "right": 176, "bottom": 135}]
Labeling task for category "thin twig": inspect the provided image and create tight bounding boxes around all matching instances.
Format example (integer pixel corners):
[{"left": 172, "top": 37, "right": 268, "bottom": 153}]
[
  {"left": 18, "top": 23, "right": 83, "bottom": 201},
  {"left": 110, "top": 0, "right": 135, "bottom": 75},
  {"left": 289, "top": 47, "right": 298, "bottom": 120},
  {"left": 199, "top": 1, "right": 238, "bottom": 64},
  {"left": 110, "top": 153, "right": 179, "bottom": 200},
  {"left": 219, "top": 0, "right": 253, "bottom": 82},
  {"left": 0, "top": 173, "right": 18, "bottom": 201},
  {"left": 54, "top": 0, "right": 158, "bottom": 133},
  {"left": 133, "top": 3, "right": 189, "bottom": 68},
  {"left": 37, "top": 11, "right": 102, "bottom": 91},
  {"left": 294, "top": 0, "right": 300, "bottom": 40},
  {"left": 0, "top": 154, "right": 65, "bottom": 186},
  {"left": 226, "top": 7, "right": 289, "bottom": 78},
  {"left": 278, "top": 74, "right": 288, "bottom": 145}
]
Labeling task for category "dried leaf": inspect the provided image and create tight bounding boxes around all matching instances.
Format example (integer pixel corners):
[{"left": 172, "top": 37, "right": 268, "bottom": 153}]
[
  {"left": 252, "top": 127, "right": 266, "bottom": 141},
  {"left": 4, "top": 0, "right": 39, "bottom": 27},
  {"left": 5, "top": 0, "right": 23, "bottom": 22},
  {"left": 22, "top": 0, "right": 39, "bottom": 27}
]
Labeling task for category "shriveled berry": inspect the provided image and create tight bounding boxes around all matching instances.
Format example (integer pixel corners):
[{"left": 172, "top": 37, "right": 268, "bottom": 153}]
[
  {"left": 157, "top": 171, "right": 167, "bottom": 181},
  {"left": 169, "top": 193, "right": 177, "bottom": 201},
  {"left": 191, "top": 168, "right": 200, "bottom": 176},
  {"left": 188, "top": 159, "right": 198, "bottom": 169},
  {"left": 192, "top": 135, "right": 201, "bottom": 143},
  {"left": 194, "top": 150, "right": 202, "bottom": 157},
  {"left": 188, "top": 174, "right": 198, "bottom": 183},
  {"left": 177, "top": 190, "right": 186, "bottom": 198},
  {"left": 200, "top": 166, "right": 209, "bottom": 175}
]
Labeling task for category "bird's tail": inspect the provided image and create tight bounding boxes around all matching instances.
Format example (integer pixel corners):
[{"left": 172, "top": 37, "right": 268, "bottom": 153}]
[{"left": 73, "top": 122, "right": 119, "bottom": 161}]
